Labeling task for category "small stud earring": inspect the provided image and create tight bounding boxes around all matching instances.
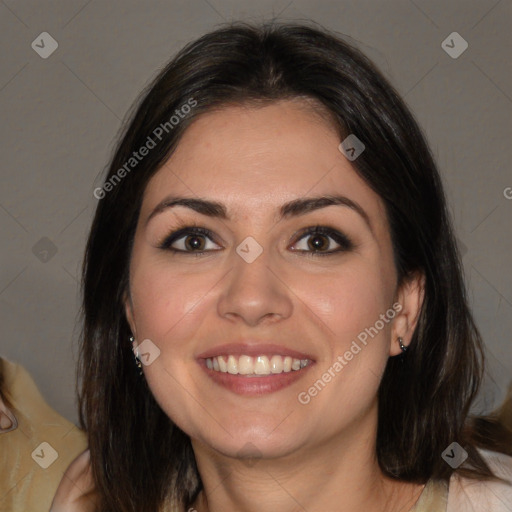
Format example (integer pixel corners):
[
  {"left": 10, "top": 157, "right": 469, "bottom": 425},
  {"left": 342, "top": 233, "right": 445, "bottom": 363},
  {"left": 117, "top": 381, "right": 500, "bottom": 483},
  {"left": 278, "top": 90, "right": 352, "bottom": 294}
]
[
  {"left": 130, "top": 336, "right": 143, "bottom": 375},
  {"left": 397, "top": 336, "right": 408, "bottom": 353}
]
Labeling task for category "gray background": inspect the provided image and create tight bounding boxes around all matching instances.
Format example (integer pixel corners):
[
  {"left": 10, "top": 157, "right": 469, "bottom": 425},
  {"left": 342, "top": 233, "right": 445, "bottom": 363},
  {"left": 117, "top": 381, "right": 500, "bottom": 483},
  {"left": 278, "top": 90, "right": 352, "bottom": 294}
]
[{"left": 1, "top": 0, "right": 511, "bottom": 426}]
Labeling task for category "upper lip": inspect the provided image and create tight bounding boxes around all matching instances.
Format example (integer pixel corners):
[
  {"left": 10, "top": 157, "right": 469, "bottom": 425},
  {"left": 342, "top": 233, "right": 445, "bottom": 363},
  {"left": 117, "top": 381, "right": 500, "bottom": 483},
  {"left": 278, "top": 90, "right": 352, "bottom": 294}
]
[{"left": 196, "top": 342, "right": 315, "bottom": 361}]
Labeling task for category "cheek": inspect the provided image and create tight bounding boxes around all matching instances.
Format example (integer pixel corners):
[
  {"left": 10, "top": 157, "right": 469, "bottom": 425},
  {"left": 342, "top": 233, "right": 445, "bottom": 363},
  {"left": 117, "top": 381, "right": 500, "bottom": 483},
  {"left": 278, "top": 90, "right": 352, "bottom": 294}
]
[
  {"left": 130, "top": 259, "right": 212, "bottom": 342},
  {"left": 128, "top": 261, "right": 221, "bottom": 429},
  {"left": 293, "top": 272, "right": 393, "bottom": 432},
  {"left": 291, "top": 262, "right": 393, "bottom": 412},
  {"left": 293, "top": 263, "right": 393, "bottom": 350}
]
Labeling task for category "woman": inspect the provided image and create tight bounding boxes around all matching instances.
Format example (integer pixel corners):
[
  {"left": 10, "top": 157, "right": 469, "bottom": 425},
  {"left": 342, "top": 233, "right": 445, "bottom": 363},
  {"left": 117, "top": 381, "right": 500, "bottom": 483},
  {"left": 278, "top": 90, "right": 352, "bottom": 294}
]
[{"left": 52, "top": 22, "right": 512, "bottom": 512}]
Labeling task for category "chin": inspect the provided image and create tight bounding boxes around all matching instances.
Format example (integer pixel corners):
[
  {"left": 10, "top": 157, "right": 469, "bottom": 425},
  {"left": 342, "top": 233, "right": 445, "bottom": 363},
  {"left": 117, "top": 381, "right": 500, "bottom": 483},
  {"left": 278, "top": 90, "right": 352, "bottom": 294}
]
[{"left": 189, "top": 419, "right": 311, "bottom": 461}]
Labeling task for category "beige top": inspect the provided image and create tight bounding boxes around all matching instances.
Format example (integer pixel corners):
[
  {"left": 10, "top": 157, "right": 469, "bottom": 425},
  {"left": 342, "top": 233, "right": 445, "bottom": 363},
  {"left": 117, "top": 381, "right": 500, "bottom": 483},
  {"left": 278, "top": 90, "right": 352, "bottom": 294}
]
[
  {"left": 409, "top": 449, "right": 512, "bottom": 512},
  {"left": 0, "top": 357, "right": 87, "bottom": 512},
  {"left": 410, "top": 479, "right": 449, "bottom": 512}
]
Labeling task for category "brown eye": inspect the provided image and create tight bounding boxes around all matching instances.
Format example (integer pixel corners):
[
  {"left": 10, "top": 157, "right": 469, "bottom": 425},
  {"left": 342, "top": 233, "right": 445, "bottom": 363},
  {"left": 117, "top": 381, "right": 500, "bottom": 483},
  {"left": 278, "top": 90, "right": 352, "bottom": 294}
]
[
  {"left": 291, "top": 226, "right": 354, "bottom": 255},
  {"left": 306, "top": 234, "right": 331, "bottom": 251},
  {"left": 183, "top": 234, "right": 206, "bottom": 251},
  {"left": 158, "top": 227, "right": 221, "bottom": 253}
]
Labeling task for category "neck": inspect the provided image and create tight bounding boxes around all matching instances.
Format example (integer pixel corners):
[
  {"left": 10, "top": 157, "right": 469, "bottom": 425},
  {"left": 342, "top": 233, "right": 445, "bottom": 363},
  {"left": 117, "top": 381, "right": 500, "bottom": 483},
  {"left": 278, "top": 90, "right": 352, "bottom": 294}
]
[{"left": 189, "top": 401, "right": 424, "bottom": 512}]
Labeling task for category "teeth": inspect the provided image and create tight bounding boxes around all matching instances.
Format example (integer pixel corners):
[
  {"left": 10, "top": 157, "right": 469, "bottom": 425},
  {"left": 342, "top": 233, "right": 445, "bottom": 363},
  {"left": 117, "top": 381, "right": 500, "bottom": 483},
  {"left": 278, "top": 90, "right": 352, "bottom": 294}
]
[
  {"left": 205, "top": 354, "right": 311, "bottom": 376},
  {"left": 218, "top": 356, "right": 227, "bottom": 373},
  {"left": 270, "top": 355, "right": 283, "bottom": 374},
  {"left": 254, "top": 356, "right": 270, "bottom": 375},
  {"left": 227, "top": 355, "right": 238, "bottom": 374},
  {"left": 238, "top": 355, "right": 253, "bottom": 375}
]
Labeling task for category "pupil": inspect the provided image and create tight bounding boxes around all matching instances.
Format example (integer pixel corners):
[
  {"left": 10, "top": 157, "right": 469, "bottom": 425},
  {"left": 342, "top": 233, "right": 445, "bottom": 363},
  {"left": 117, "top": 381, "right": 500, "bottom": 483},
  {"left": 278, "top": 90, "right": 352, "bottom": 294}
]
[
  {"left": 309, "top": 235, "right": 327, "bottom": 251},
  {"left": 186, "top": 236, "right": 203, "bottom": 250}
]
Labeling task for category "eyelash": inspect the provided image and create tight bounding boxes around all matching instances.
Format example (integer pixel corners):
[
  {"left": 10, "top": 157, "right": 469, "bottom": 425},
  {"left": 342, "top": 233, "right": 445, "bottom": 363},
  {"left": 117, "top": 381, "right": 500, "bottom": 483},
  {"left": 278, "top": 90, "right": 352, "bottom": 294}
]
[{"left": 157, "top": 224, "right": 354, "bottom": 257}]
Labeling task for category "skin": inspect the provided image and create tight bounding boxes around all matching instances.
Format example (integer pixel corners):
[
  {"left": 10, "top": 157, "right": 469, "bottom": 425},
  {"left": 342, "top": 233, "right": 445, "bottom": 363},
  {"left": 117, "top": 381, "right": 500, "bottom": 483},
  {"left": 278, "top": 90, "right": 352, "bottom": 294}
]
[{"left": 125, "top": 99, "right": 426, "bottom": 512}]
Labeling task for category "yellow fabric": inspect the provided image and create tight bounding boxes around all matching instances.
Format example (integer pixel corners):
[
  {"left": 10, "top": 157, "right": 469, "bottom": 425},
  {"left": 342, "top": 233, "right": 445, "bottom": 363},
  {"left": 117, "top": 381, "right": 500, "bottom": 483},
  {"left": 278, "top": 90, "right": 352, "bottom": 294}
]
[{"left": 0, "top": 358, "right": 87, "bottom": 511}]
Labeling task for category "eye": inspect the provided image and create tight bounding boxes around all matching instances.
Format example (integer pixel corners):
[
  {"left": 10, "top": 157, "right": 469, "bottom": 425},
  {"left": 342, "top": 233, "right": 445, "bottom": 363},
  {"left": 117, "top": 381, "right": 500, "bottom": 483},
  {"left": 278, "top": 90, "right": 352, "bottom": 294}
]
[
  {"left": 290, "top": 226, "right": 354, "bottom": 255},
  {"left": 158, "top": 226, "right": 221, "bottom": 253},
  {"left": 158, "top": 224, "right": 354, "bottom": 256}
]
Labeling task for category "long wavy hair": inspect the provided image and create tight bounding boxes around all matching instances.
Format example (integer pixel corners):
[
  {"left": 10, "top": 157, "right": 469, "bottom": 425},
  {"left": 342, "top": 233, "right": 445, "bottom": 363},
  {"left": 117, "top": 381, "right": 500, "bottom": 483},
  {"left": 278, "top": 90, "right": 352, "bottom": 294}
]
[{"left": 78, "top": 21, "right": 511, "bottom": 511}]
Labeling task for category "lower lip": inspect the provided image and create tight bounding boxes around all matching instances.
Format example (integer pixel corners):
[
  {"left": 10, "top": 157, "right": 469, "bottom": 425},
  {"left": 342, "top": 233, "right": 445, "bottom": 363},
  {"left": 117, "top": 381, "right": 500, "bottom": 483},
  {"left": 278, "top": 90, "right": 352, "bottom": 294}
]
[{"left": 199, "top": 361, "right": 315, "bottom": 396}]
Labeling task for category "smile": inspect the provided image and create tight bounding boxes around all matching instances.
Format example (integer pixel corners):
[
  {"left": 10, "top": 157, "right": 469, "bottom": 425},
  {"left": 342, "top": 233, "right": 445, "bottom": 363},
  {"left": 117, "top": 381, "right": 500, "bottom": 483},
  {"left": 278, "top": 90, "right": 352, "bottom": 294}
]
[
  {"left": 197, "top": 342, "right": 315, "bottom": 395},
  {"left": 205, "top": 354, "right": 312, "bottom": 376}
]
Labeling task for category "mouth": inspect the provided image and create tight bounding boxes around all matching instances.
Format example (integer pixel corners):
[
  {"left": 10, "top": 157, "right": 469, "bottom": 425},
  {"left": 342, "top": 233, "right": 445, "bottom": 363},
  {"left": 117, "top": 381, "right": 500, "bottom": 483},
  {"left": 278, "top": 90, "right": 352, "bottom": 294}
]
[
  {"left": 197, "top": 343, "right": 315, "bottom": 395},
  {"left": 205, "top": 354, "right": 312, "bottom": 376}
]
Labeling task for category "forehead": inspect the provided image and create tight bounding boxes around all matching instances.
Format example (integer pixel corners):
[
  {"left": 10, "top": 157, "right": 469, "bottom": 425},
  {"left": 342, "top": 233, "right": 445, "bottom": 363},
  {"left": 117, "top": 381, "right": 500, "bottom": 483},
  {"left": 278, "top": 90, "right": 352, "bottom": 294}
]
[{"left": 141, "top": 100, "right": 388, "bottom": 229}]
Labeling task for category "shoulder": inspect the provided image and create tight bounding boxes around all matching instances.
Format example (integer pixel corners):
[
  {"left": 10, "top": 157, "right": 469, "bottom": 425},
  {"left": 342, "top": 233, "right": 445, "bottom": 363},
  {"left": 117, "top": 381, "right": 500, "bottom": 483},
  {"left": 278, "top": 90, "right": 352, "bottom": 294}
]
[
  {"left": 447, "top": 449, "right": 512, "bottom": 512},
  {"left": 50, "top": 449, "right": 98, "bottom": 512}
]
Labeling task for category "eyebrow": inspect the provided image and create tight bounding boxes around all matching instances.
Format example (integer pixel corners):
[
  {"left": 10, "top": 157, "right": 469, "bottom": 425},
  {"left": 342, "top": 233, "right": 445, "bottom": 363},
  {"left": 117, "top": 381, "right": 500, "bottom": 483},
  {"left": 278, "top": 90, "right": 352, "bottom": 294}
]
[{"left": 145, "top": 194, "right": 373, "bottom": 234}]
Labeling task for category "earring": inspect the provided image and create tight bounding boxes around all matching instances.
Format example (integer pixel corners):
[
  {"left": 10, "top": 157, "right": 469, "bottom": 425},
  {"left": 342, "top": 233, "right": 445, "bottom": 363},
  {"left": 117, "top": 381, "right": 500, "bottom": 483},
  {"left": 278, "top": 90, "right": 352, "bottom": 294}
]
[
  {"left": 130, "top": 336, "right": 143, "bottom": 375},
  {"left": 397, "top": 336, "right": 408, "bottom": 353}
]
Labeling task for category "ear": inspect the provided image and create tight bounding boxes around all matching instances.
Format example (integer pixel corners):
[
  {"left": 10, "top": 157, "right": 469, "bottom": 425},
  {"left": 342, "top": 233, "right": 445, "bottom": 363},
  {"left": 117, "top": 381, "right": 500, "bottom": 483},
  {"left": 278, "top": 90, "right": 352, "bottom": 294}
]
[
  {"left": 123, "top": 289, "right": 137, "bottom": 340},
  {"left": 389, "top": 271, "right": 425, "bottom": 356}
]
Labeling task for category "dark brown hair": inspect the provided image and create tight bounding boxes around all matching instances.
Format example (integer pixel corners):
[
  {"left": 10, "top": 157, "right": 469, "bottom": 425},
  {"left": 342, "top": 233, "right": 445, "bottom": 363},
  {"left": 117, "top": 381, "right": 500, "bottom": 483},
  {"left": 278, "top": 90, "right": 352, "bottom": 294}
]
[{"left": 79, "top": 21, "right": 511, "bottom": 511}]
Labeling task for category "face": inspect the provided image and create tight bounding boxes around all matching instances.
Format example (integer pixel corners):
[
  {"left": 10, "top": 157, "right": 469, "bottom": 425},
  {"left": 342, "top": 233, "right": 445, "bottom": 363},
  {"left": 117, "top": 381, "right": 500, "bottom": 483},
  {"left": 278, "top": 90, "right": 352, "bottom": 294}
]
[{"left": 125, "top": 99, "right": 421, "bottom": 460}]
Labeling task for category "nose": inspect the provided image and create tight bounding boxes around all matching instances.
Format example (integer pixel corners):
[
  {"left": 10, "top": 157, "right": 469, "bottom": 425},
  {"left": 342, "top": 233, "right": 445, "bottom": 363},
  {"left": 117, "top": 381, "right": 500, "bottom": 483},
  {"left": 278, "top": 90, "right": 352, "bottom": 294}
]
[{"left": 217, "top": 248, "right": 293, "bottom": 327}]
